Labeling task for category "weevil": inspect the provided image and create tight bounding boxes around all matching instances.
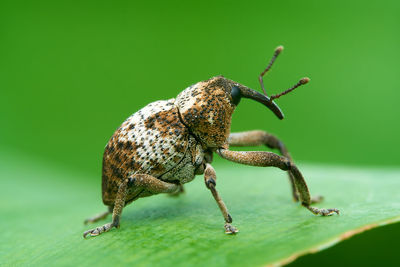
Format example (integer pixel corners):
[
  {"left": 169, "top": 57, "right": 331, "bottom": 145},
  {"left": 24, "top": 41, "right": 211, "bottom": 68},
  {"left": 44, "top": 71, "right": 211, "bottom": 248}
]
[{"left": 83, "top": 46, "right": 339, "bottom": 238}]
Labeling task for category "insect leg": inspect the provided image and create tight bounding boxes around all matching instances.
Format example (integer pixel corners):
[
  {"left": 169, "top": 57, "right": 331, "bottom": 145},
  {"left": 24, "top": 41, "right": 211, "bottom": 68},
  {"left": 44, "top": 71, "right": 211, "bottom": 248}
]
[
  {"left": 83, "top": 205, "right": 112, "bottom": 224},
  {"left": 83, "top": 181, "right": 128, "bottom": 238},
  {"left": 83, "top": 174, "right": 180, "bottom": 238},
  {"left": 128, "top": 174, "right": 180, "bottom": 194},
  {"left": 229, "top": 130, "right": 299, "bottom": 202},
  {"left": 217, "top": 149, "right": 339, "bottom": 216},
  {"left": 228, "top": 130, "right": 322, "bottom": 203},
  {"left": 204, "top": 163, "right": 238, "bottom": 234},
  {"left": 169, "top": 184, "right": 185, "bottom": 197}
]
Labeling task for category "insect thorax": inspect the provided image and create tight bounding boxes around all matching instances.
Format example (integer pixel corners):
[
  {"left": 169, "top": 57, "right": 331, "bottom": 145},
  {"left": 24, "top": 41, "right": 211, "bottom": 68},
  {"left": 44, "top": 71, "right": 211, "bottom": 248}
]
[{"left": 175, "top": 76, "right": 236, "bottom": 148}]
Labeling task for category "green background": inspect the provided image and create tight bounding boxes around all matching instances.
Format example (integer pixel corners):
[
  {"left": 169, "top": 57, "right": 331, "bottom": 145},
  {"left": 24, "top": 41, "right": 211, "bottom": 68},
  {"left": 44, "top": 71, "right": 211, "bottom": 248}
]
[{"left": 1, "top": 0, "right": 399, "bottom": 266}]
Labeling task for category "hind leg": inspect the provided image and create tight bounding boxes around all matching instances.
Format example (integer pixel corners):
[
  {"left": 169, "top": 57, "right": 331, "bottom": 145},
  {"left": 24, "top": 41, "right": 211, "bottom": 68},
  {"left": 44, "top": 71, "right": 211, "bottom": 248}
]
[
  {"left": 169, "top": 185, "right": 185, "bottom": 197},
  {"left": 83, "top": 174, "right": 179, "bottom": 238},
  {"left": 83, "top": 181, "right": 128, "bottom": 238},
  {"left": 84, "top": 206, "right": 112, "bottom": 224}
]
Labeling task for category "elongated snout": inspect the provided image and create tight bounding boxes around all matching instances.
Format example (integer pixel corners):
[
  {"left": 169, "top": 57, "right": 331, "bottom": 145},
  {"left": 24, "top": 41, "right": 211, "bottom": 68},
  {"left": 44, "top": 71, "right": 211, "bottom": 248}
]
[{"left": 239, "top": 86, "right": 284, "bottom": 120}]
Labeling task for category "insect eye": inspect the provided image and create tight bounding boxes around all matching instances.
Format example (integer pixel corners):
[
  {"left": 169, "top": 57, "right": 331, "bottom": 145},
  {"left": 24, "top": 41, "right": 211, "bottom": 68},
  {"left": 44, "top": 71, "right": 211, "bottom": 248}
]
[{"left": 231, "top": 86, "right": 241, "bottom": 106}]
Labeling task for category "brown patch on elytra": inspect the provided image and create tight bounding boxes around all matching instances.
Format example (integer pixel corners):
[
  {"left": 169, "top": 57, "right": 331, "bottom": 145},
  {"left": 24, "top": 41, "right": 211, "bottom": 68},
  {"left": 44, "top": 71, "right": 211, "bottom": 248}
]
[
  {"left": 102, "top": 100, "right": 191, "bottom": 205},
  {"left": 102, "top": 128, "right": 141, "bottom": 205},
  {"left": 144, "top": 110, "right": 184, "bottom": 138}
]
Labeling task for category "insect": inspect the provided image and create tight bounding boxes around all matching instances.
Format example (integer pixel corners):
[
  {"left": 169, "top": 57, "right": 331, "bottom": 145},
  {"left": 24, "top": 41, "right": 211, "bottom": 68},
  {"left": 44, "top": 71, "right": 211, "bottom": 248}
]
[{"left": 83, "top": 46, "right": 339, "bottom": 238}]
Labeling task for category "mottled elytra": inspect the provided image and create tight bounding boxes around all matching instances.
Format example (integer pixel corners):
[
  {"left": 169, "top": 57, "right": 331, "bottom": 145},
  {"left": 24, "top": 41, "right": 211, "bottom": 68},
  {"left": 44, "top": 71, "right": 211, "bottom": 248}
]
[{"left": 83, "top": 46, "right": 339, "bottom": 238}]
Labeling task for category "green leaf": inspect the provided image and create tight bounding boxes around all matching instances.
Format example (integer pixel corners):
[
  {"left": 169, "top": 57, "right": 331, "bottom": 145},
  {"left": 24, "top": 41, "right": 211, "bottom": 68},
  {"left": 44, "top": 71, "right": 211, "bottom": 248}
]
[{"left": 1, "top": 152, "right": 400, "bottom": 266}]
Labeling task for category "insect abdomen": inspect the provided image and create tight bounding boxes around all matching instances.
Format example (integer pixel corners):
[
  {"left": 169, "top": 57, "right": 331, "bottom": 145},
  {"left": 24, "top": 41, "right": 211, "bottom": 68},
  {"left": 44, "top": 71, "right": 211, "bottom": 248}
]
[{"left": 101, "top": 99, "right": 192, "bottom": 205}]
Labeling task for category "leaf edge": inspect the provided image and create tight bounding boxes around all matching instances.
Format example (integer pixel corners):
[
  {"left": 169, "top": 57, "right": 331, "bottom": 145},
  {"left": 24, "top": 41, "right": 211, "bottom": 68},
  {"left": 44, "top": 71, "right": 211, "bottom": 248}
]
[{"left": 266, "top": 215, "right": 400, "bottom": 267}]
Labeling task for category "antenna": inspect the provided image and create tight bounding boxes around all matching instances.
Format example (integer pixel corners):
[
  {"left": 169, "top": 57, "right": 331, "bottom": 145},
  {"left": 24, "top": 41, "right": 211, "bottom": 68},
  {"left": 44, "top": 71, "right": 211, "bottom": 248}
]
[
  {"left": 270, "top": 77, "right": 310, "bottom": 101},
  {"left": 259, "top": 45, "right": 284, "bottom": 96}
]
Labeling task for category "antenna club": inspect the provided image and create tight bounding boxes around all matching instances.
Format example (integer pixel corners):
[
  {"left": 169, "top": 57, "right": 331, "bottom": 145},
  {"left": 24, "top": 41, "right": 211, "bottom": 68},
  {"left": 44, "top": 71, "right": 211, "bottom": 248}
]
[
  {"left": 300, "top": 77, "right": 310, "bottom": 85},
  {"left": 275, "top": 45, "right": 284, "bottom": 54}
]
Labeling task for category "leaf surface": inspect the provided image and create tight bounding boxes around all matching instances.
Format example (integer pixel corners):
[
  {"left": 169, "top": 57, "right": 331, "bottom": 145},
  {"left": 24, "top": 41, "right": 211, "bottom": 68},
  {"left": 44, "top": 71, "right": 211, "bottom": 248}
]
[{"left": 1, "top": 153, "right": 399, "bottom": 266}]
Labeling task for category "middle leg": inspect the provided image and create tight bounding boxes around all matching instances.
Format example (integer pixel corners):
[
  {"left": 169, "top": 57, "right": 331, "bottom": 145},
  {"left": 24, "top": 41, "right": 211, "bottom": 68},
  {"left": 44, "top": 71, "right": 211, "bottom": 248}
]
[{"left": 204, "top": 163, "right": 238, "bottom": 234}]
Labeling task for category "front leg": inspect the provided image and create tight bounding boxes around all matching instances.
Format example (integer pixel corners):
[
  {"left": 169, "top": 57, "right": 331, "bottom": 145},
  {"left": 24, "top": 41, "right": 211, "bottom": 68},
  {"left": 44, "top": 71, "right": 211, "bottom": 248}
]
[
  {"left": 229, "top": 130, "right": 298, "bottom": 201},
  {"left": 229, "top": 130, "right": 322, "bottom": 203},
  {"left": 217, "top": 149, "right": 339, "bottom": 216},
  {"left": 204, "top": 163, "right": 238, "bottom": 234}
]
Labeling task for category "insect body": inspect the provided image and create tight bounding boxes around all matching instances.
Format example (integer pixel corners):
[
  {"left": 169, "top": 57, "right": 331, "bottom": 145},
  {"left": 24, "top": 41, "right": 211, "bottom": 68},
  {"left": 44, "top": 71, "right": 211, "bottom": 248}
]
[{"left": 83, "top": 46, "right": 339, "bottom": 238}]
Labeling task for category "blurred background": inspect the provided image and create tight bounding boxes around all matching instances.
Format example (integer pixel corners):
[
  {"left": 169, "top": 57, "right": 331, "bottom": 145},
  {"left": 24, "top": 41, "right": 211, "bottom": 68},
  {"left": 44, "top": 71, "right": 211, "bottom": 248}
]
[{"left": 1, "top": 0, "right": 399, "bottom": 266}]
